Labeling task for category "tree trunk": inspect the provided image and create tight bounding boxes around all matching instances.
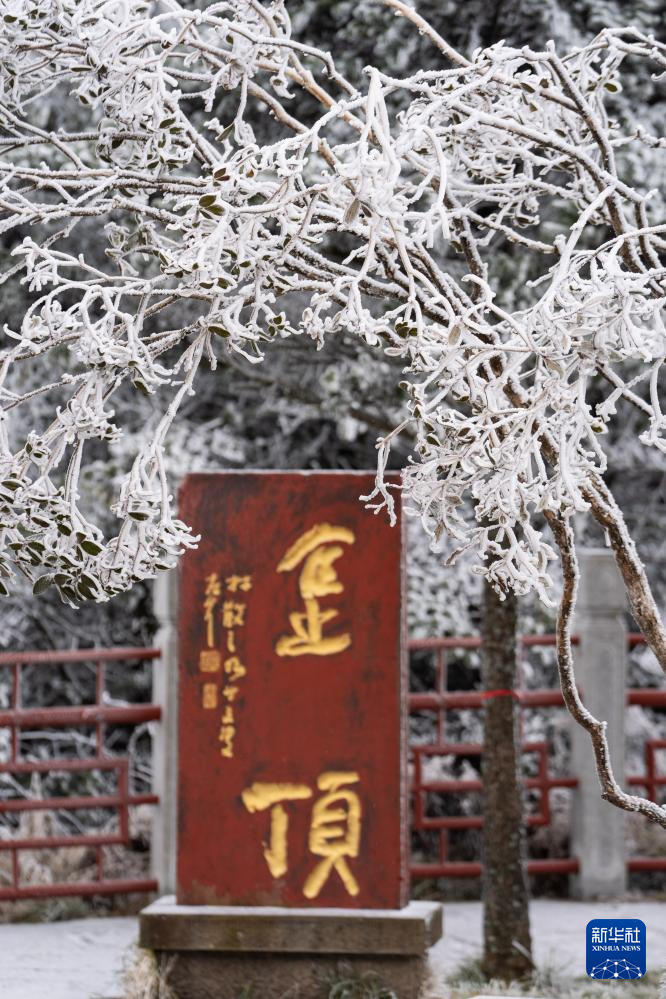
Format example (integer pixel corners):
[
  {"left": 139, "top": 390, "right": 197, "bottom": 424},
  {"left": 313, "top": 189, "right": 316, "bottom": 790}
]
[{"left": 481, "top": 580, "right": 533, "bottom": 980}]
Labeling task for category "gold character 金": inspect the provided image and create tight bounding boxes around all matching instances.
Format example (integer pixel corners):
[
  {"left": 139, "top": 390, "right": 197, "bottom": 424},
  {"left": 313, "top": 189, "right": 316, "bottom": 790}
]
[
  {"left": 275, "top": 524, "right": 355, "bottom": 657},
  {"left": 241, "top": 782, "right": 313, "bottom": 877}
]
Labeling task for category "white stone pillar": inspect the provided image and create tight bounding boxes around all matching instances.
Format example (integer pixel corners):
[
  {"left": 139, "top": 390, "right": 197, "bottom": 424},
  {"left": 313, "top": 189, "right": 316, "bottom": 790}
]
[
  {"left": 570, "top": 548, "right": 627, "bottom": 898},
  {"left": 151, "top": 568, "right": 179, "bottom": 894}
]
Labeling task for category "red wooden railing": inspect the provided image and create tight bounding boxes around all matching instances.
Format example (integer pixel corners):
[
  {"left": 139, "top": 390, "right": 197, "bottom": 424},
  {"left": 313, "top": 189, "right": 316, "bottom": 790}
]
[
  {"left": 0, "top": 635, "right": 664, "bottom": 901},
  {"left": 0, "top": 647, "right": 161, "bottom": 901},
  {"left": 408, "top": 633, "right": 666, "bottom": 881},
  {"left": 408, "top": 635, "right": 580, "bottom": 879}
]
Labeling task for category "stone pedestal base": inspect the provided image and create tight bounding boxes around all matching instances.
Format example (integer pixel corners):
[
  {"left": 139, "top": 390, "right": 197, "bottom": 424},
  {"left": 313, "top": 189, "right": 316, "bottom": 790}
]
[{"left": 140, "top": 896, "right": 443, "bottom": 999}]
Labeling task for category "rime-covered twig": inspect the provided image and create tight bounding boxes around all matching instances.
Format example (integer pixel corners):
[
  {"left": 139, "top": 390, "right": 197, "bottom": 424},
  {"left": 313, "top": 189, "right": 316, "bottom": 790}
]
[
  {"left": 547, "top": 511, "right": 666, "bottom": 827},
  {"left": 0, "top": 2, "right": 662, "bottom": 641}
]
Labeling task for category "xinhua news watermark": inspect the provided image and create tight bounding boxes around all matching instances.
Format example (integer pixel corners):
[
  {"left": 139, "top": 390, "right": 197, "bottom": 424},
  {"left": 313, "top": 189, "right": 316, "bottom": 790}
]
[{"left": 586, "top": 919, "right": 646, "bottom": 980}]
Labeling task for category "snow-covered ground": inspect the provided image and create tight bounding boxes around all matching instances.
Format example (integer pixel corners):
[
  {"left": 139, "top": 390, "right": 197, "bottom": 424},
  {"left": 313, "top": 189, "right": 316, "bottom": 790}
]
[
  {"left": 428, "top": 898, "right": 666, "bottom": 979},
  {"left": 0, "top": 900, "right": 664, "bottom": 999},
  {"left": 0, "top": 915, "right": 136, "bottom": 999}
]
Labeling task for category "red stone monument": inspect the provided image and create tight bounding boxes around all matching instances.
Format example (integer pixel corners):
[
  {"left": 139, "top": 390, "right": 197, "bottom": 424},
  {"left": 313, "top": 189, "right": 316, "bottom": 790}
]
[
  {"left": 176, "top": 470, "right": 407, "bottom": 909},
  {"left": 140, "top": 471, "right": 443, "bottom": 999}
]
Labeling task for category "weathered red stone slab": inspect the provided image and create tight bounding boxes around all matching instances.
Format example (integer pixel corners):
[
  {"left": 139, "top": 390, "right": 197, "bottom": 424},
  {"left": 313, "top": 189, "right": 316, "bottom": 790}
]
[{"left": 177, "top": 471, "right": 407, "bottom": 909}]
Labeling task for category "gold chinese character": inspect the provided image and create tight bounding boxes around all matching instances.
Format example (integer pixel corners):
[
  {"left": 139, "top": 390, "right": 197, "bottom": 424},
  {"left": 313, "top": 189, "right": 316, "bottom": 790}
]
[
  {"left": 219, "top": 724, "right": 235, "bottom": 758},
  {"left": 223, "top": 601, "right": 246, "bottom": 629},
  {"left": 303, "top": 772, "right": 361, "bottom": 899},
  {"left": 226, "top": 630, "right": 237, "bottom": 653},
  {"left": 199, "top": 649, "right": 221, "bottom": 673},
  {"left": 202, "top": 683, "right": 218, "bottom": 709},
  {"left": 241, "top": 771, "right": 362, "bottom": 898},
  {"left": 226, "top": 575, "right": 253, "bottom": 593},
  {"left": 224, "top": 655, "right": 247, "bottom": 682},
  {"left": 275, "top": 524, "right": 356, "bottom": 657},
  {"left": 223, "top": 685, "right": 239, "bottom": 702},
  {"left": 203, "top": 573, "right": 222, "bottom": 647},
  {"left": 241, "top": 782, "right": 313, "bottom": 877},
  {"left": 222, "top": 704, "right": 234, "bottom": 724}
]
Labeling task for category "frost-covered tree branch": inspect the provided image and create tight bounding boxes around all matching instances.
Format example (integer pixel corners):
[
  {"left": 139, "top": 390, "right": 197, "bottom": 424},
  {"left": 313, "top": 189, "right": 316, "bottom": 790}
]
[
  {"left": 548, "top": 510, "right": 666, "bottom": 826},
  {"left": 1, "top": 0, "right": 666, "bottom": 821}
]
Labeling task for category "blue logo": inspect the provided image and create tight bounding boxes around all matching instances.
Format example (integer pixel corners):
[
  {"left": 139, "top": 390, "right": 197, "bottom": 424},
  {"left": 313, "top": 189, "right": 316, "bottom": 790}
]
[{"left": 586, "top": 919, "right": 646, "bottom": 979}]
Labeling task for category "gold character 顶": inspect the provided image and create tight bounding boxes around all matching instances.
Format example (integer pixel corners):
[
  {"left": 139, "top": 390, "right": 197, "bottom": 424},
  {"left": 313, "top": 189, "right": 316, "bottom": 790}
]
[{"left": 241, "top": 771, "right": 362, "bottom": 897}]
